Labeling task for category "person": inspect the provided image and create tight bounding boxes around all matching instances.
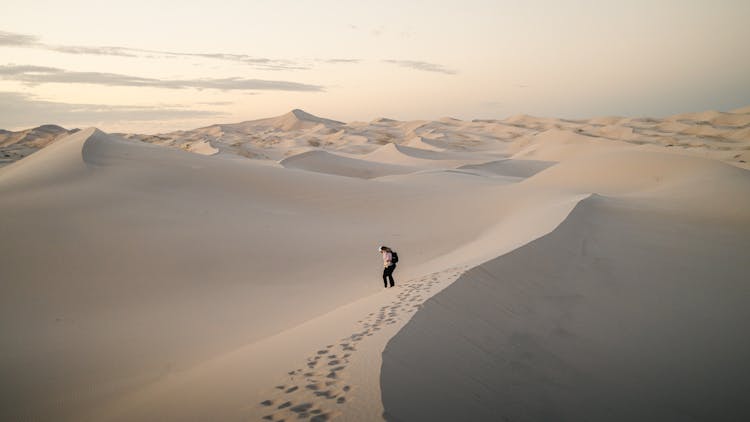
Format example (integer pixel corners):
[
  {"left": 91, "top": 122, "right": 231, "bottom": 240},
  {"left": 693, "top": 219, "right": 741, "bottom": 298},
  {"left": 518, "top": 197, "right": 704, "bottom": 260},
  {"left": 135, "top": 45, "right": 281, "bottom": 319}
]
[{"left": 379, "top": 245, "right": 396, "bottom": 288}]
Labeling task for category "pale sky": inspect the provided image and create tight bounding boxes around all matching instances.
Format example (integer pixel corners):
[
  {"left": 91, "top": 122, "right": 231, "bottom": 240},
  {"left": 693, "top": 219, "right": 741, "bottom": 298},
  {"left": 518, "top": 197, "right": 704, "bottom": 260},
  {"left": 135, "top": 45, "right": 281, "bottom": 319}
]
[{"left": 1, "top": 0, "right": 749, "bottom": 133}]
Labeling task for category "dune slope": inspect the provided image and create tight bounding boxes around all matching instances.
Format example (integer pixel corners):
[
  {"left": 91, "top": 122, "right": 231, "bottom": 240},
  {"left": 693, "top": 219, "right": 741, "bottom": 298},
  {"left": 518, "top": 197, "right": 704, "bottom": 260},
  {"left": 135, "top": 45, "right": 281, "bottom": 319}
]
[
  {"left": 381, "top": 191, "right": 750, "bottom": 421},
  {"left": 1, "top": 127, "right": 570, "bottom": 421}
]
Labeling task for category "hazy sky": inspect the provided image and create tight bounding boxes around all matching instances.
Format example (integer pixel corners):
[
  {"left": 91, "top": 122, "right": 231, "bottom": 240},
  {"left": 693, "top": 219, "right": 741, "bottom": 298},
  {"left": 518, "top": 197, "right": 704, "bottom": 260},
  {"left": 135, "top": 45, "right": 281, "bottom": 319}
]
[{"left": 1, "top": 0, "right": 749, "bottom": 132}]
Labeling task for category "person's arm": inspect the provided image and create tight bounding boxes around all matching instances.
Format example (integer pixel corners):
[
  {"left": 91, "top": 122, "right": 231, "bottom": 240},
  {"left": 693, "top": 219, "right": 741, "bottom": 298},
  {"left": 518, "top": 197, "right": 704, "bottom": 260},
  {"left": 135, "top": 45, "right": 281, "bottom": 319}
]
[{"left": 385, "top": 251, "right": 392, "bottom": 266}]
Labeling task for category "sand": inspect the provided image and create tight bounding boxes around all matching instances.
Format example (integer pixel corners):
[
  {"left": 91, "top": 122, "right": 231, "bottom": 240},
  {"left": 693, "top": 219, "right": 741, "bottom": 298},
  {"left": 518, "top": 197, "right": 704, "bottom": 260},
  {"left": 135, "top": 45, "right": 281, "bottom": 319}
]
[
  {"left": 382, "top": 194, "right": 750, "bottom": 421},
  {"left": 1, "top": 107, "right": 749, "bottom": 421}
]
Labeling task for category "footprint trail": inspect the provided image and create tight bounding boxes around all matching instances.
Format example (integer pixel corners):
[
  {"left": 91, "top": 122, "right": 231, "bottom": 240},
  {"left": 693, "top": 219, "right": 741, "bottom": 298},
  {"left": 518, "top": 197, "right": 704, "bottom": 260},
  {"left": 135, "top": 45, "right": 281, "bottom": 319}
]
[{"left": 253, "top": 266, "right": 467, "bottom": 421}]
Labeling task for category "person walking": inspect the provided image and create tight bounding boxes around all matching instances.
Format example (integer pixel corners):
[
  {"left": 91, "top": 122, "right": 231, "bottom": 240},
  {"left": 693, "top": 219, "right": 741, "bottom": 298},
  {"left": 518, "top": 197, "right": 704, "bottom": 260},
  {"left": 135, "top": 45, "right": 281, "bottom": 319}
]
[{"left": 380, "top": 245, "right": 397, "bottom": 288}]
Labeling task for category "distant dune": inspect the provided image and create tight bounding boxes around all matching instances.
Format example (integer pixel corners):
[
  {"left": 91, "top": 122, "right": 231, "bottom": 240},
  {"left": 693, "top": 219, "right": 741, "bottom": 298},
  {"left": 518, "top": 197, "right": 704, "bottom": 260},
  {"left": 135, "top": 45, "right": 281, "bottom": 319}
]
[
  {"left": 280, "top": 149, "right": 416, "bottom": 178},
  {"left": 1, "top": 107, "right": 749, "bottom": 421},
  {"left": 6, "top": 107, "right": 749, "bottom": 169},
  {"left": 0, "top": 124, "right": 78, "bottom": 166}
]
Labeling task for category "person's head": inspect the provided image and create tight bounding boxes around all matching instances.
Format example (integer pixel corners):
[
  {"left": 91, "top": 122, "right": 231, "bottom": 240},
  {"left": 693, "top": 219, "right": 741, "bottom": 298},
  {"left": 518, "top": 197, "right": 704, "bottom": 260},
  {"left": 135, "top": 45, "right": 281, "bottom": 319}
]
[{"left": 379, "top": 245, "right": 390, "bottom": 253}]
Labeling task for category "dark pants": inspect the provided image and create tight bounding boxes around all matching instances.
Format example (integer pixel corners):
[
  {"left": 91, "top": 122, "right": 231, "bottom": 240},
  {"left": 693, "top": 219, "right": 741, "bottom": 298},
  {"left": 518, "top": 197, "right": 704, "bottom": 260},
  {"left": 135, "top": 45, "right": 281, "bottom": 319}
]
[{"left": 383, "top": 264, "right": 396, "bottom": 287}]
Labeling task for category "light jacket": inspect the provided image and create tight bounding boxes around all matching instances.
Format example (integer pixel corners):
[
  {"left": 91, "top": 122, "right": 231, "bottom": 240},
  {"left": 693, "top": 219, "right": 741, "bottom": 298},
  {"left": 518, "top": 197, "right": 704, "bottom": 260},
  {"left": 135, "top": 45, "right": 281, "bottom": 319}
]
[{"left": 382, "top": 251, "right": 392, "bottom": 267}]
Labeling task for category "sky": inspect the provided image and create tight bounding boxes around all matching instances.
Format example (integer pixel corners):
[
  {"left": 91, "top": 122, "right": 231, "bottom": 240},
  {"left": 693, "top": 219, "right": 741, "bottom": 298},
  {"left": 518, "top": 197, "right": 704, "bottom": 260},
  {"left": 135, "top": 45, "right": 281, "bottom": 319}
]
[{"left": 1, "top": 0, "right": 749, "bottom": 133}]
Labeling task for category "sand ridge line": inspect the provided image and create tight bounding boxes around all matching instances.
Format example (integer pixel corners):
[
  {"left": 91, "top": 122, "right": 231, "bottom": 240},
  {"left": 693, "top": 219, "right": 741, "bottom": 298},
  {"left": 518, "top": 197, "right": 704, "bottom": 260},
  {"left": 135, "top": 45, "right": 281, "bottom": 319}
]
[{"left": 254, "top": 266, "right": 467, "bottom": 421}]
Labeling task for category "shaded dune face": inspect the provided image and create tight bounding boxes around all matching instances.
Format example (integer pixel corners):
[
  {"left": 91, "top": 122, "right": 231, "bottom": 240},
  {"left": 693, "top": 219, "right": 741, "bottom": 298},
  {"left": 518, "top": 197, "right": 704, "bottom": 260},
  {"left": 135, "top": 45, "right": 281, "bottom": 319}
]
[{"left": 381, "top": 192, "right": 750, "bottom": 422}]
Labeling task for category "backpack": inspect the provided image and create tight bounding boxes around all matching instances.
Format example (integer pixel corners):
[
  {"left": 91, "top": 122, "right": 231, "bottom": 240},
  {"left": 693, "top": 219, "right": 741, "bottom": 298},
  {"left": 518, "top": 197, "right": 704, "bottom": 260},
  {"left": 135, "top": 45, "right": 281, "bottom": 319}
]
[{"left": 391, "top": 251, "right": 399, "bottom": 264}]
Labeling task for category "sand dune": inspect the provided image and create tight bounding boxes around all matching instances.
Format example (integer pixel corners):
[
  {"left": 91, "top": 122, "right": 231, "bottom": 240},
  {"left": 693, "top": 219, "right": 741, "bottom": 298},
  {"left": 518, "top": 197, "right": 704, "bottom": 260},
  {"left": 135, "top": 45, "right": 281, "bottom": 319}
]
[
  {"left": 244, "top": 108, "right": 344, "bottom": 132},
  {"left": 280, "top": 149, "right": 417, "bottom": 178},
  {"left": 0, "top": 124, "right": 78, "bottom": 166},
  {"left": 363, "top": 142, "right": 496, "bottom": 169},
  {"left": 402, "top": 136, "right": 446, "bottom": 151},
  {"left": 525, "top": 149, "right": 750, "bottom": 195},
  {"left": 1, "top": 106, "right": 749, "bottom": 421},
  {"left": 1, "top": 125, "right": 567, "bottom": 421},
  {"left": 382, "top": 192, "right": 750, "bottom": 421},
  {"left": 6, "top": 107, "right": 750, "bottom": 171},
  {"left": 510, "top": 128, "right": 632, "bottom": 161},
  {"left": 458, "top": 158, "right": 555, "bottom": 178}
]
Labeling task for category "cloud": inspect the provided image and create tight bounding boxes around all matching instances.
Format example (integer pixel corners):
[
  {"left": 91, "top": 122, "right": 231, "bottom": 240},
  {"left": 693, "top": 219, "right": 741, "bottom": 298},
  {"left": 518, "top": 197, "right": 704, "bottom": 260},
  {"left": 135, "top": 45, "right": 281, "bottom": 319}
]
[
  {"left": 0, "top": 30, "right": 39, "bottom": 46},
  {"left": 163, "top": 52, "right": 308, "bottom": 70},
  {"left": 0, "top": 29, "right": 356, "bottom": 71},
  {"left": 383, "top": 59, "right": 457, "bottom": 75},
  {"left": 0, "top": 91, "right": 226, "bottom": 129},
  {"left": 46, "top": 45, "right": 138, "bottom": 57},
  {"left": 318, "top": 58, "right": 361, "bottom": 64},
  {"left": 0, "top": 64, "right": 60, "bottom": 74},
  {"left": 0, "top": 64, "right": 324, "bottom": 91}
]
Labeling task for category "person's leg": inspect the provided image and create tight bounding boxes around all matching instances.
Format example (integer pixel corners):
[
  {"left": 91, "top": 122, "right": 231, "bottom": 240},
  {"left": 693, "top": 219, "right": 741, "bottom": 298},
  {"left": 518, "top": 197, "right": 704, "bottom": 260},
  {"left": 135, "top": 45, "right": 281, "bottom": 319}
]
[
  {"left": 387, "top": 264, "right": 396, "bottom": 287},
  {"left": 382, "top": 267, "right": 389, "bottom": 288}
]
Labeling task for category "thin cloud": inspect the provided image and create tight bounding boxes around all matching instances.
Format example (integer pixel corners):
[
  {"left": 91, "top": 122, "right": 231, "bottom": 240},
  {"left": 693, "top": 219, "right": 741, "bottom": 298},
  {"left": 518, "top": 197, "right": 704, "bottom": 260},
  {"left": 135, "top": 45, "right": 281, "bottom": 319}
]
[
  {"left": 0, "top": 64, "right": 324, "bottom": 91},
  {"left": 0, "top": 91, "right": 225, "bottom": 129},
  {"left": 46, "top": 45, "right": 138, "bottom": 57},
  {"left": 0, "top": 30, "right": 139, "bottom": 58},
  {"left": 318, "top": 58, "right": 361, "bottom": 64},
  {"left": 0, "top": 30, "right": 39, "bottom": 46},
  {"left": 0, "top": 64, "right": 59, "bottom": 74},
  {"left": 383, "top": 59, "right": 457, "bottom": 75},
  {"left": 149, "top": 51, "right": 308, "bottom": 70},
  {"left": 0, "top": 29, "right": 351, "bottom": 71}
]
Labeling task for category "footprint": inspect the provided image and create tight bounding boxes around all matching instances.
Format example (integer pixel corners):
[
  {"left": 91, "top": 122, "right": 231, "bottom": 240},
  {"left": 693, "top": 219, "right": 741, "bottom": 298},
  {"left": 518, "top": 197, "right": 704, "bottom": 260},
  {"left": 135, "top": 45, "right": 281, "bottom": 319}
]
[
  {"left": 285, "top": 386, "right": 298, "bottom": 393},
  {"left": 290, "top": 403, "right": 313, "bottom": 413},
  {"left": 315, "top": 390, "right": 335, "bottom": 398}
]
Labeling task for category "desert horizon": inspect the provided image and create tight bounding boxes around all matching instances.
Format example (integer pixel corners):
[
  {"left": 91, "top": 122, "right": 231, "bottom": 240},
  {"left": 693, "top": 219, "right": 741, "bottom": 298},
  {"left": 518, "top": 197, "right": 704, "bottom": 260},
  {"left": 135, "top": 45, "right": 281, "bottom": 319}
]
[{"left": 2, "top": 1, "right": 750, "bottom": 421}]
